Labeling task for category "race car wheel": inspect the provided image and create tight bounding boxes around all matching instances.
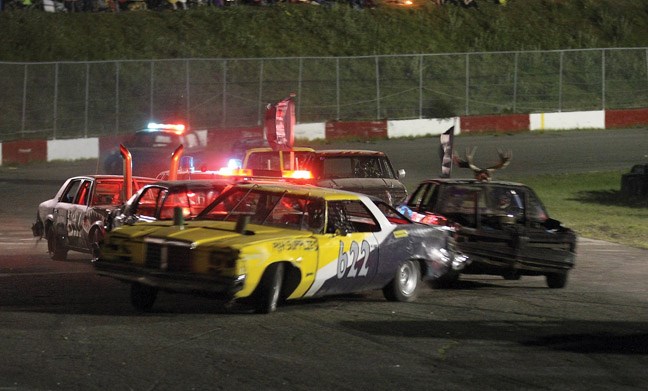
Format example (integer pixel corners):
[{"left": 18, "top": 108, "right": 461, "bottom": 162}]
[
  {"left": 130, "top": 283, "right": 158, "bottom": 311},
  {"left": 47, "top": 224, "right": 68, "bottom": 261},
  {"left": 546, "top": 272, "right": 568, "bottom": 289},
  {"left": 383, "top": 260, "right": 420, "bottom": 302},
  {"left": 253, "top": 262, "right": 284, "bottom": 314},
  {"left": 88, "top": 228, "right": 104, "bottom": 261}
]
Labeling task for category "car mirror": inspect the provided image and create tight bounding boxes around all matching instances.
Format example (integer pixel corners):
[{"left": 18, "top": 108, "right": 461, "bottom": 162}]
[
  {"left": 125, "top": 215, "right": 139, "bottom": 225},
  {"left": 335, "top": 227, "right": 348, "bottom": 237},
  {"left": 398, "top": 169, "right": 406, "bottom": 179}
]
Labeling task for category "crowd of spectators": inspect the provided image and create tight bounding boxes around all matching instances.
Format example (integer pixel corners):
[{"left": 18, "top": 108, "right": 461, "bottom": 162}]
[{"left": 0, "top": 0, "right": 508, "bottom": 12}]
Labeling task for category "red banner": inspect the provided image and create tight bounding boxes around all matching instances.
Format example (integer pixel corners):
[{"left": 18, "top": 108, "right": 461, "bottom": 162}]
[{"left": 266, "top": 94, "right": 295, "bottom": 151}]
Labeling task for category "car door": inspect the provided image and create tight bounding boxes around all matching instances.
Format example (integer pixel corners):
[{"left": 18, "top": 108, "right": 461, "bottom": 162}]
[
  {"left": 431, "top": 183, "right": 518, "bottom": 271},
  {"left": 306, "top": 200, "right": 380, "bottom": 297},
  {"left": 54, "top": 178, "right": 92, "bottom": 249},
  {"left": 515, "top": 188, "right": 576, "bottom": 271}
]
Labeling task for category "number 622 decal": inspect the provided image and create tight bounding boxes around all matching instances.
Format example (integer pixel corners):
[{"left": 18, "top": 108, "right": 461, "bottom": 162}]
[{"left": 337, "top": 240, "right": 371, "bottom": 279}]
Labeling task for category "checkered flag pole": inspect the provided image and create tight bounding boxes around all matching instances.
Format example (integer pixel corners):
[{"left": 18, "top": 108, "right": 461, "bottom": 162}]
[{"left": 439, "top": 126, "right": 455, "bottom": 178}]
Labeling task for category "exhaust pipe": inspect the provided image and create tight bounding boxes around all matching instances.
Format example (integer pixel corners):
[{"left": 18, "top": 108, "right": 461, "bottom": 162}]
[
  {"left": 173, "top": 206, "right": 185, "bottom": 228},
  {"left": 119, "top": 144, "right": 133, "bottom": 201},
  {"left": 169, "top": 144, "right": 184, "bottom": 181}
]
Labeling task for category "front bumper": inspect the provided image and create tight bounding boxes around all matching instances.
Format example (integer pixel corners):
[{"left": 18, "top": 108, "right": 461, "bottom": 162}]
[{"left": 93, "top": 260, "right": 245, "bottom": 298}]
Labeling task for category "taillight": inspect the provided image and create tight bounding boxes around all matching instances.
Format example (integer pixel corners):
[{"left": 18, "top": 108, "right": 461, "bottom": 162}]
[
  {"left": 420, "top": 213, "right": 447, "bottom": 226},
  {"left": 283, "top": 170, "right": 313, "bottom": 179}
]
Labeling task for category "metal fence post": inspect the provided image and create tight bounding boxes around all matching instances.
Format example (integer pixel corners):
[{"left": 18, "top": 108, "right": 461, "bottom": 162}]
[
  {"left": 185, "top": 59, "right": 191, "bottom": 126},
  {"left": 601, "top": 49, "right": 606, "bottom": 110},
  {"left": 150, "top": 61, "right": 154, "bottom": 120},
  {"left": 222, "top": 60, "right": 227, "bottom": 127},
  {"left": 258, "top": 59, "right": 264, "bottom": 125},
  {"left": 297, "top": 57, "right": 303, "bottom": 123},
  {"left": 336, "top": 57, "right": 340, "bottom": 120},
  {"left": 465, "top": 53, "right": 470, "bottom": 115},
  {"left": 558, "top": 50, "right": 564, "bottom": 112},
  {"left": 84, "top": 63, "right": 90, "bottom": 138},
  {"left": 115, "top": 61, "right": 120, "bottom": 134},
  {"left": 419, "top": 54, "right": 423, "bottom": 119},
  {"left": 375, "top": 56, "right": 380, "bottom": 119},
  {"left": 21, "top": 64, "right": 27, "bottom": 139},
  {"left": 513, "top": 51, "right": 519, "bottom": 113},
  {"left": 53, "top": 62, "right": 59, "bottom": 139}
]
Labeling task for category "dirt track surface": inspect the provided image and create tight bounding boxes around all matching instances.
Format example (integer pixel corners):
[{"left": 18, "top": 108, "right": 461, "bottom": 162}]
[{"left": 0, "top": 129, "right": 647, "bottom": 390}]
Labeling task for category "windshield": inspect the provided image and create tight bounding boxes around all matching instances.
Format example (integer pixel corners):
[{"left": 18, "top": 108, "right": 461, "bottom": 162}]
[
  {"left": 317, "top": 156, "right": 395, "bottom": 179},
  {"left": 199, "top": 187, "right": 325, "bottom": 232},
  {"left": 133, "top": 185, "right": 224, "bottom": 220}
]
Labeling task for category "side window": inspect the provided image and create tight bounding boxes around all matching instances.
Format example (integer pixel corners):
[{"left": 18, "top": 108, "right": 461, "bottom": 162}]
[
  {"left": 136, "top": 187, "right": 165, "bottom": 218},
  {"left": 375, "top": 201, "right": 410, "bottom": 225},
  {"left": 246, "top": 152, "right": 280, "bottom": 171},
  {"left": 183, "top": 133, "right": 199, "bottom": 148},
  {"left": 379, "top": 157, "right": 396, "bottom": 179},
  {"left": 422, "top": 185, "right": 440, "bottom": 212},
  {"left": 526, "top": 189, "right": 548, "bottom": 222},
  {"left": 353, "top": 157, "right": 383, "bottom": 178},
  {"left": 60, "top": 180, "right": 82, "bottom": 204},
  {"left": 483, "top": 186, "right": 527, "bottom": 226},
  {"left": 76, "top": 180, "right": 92, "bottom": 206},
  {"left": 437, "top": 185, "right": 480, "bottom": 227},
  {"left": 326, "top": 201, "right": 379, "bottom": 233},
  {"left": 152, "top": 134, "right": 173, "bottom": 148},
  {"left": 94, "top": 181, "right": 123, "bottom": 206}
]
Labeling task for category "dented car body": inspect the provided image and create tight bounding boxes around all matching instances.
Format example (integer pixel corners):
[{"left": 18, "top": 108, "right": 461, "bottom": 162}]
[
  {"left": 32, "top": 175, "right": 156, "bottom": 261},
  {"left": 401, "top": 178, "right": 577, "bottom": 288},
  {"left": 94, "top": 183, "right": 466, "bottom": 313}
]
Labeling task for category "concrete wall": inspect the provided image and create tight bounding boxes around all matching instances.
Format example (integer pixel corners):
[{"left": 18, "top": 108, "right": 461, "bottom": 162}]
[{"left": 2, "top": 108, "right": 648, "bottom": 166}]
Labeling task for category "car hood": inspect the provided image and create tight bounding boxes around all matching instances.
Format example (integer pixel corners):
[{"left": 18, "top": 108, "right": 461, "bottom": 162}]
[{"left": 109, "top": 220, "right": 313, "bottom": 248}]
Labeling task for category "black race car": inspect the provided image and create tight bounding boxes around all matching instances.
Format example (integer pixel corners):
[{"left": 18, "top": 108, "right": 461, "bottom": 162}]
[{"left": 400, "top": 178, "right": 577, "bottom": 288}]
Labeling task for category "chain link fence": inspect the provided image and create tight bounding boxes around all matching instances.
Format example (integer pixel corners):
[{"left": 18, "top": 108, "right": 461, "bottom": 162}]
[{"left": 1, "top": 47, "right": 647, "bottom": 141}]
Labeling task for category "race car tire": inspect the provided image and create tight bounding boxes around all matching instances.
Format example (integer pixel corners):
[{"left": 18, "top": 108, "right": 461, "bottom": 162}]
[
  {"left": 253, "top": 262, "right": 284, "bottom": 314},
  {"left": 47, "top": 224, "right": 68, "bottom": 261},
  {"left": 546, "top": 272, "right": 568, "bottom": 289},
  {"left": 383, "top": 260, "right": 420, "bottom": 302},
  {"left": 130, "top": 282, "right": 158, "bottom": 311},
  {"left": 88, "top": 227, "right": 104, "bottom": 261}
]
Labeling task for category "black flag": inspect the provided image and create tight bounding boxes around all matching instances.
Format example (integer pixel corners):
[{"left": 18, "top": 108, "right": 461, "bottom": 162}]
[{"left": 439, "top": 126, "right": 454, "bottom": 178}]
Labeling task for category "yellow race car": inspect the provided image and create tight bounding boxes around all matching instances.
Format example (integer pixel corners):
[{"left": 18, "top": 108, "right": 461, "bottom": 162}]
[{"left": 94, "top": 182, "right": 468, "bottom": 313}]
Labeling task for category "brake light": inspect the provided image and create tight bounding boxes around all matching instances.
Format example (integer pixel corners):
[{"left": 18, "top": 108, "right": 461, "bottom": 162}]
[
  {"left": 420, "top": 213, "right": 447, "bottom": 226},
  {"left": 147, "top": 122, "right": 185, "bottom": 135},
  {"left": 216, "top": 167, "right": 252, "bottom": 177},
  {"left": 283, "top": 170, "right": 313, "bottom": 179}
]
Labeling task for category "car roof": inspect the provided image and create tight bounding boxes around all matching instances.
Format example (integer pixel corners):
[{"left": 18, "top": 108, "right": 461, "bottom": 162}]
[
  {"left": 233, "top": 182, "right": 366, "bottom": 201},
  {"left": 245, "top": 147, "right": 316, "bottom": 153},
  {"left": 146, "top": 179, "right": 233, "bottom": 190},
  {"left": 418, "top": 177, "right": 527, "bottom": 187},
  {"left": 69, "top": 175, "right": 156, "bottom": 182},
  {"left": 313, "top": 149, "right": 386, "bottom": 157}
]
